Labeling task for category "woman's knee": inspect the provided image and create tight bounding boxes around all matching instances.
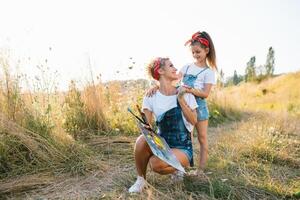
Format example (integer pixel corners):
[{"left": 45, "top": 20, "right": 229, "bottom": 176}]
[
  {"left": 149, "top": 157, "right": 165, "bottom": 174},
  {"left": 171, "top": 149, "right": 190, "bottom": 168},
  {"left": 136, "top": 135, "right": 146, "bottom": 144},
  {"left": 135, "top": 135, "right": 150, "bottom": 151}
]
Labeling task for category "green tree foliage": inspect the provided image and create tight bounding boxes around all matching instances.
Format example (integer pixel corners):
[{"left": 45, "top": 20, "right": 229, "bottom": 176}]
[
  {"left": 265, "top": 47, "right": 275, "bottom": 76},
  {"left": 233, "top": 70, "right": 239, "bottom": 85},
  {"left": 225, "top": 70, "right": 244, "bottom": 86},
  {"left": 217, "top": 69, "right": 225, "bottom": 87},
  {"left": 245, "top": 56, "right": 256, "bottom": 82}
]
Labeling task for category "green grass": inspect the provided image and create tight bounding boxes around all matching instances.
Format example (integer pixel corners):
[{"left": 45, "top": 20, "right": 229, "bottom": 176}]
[{"left": 206, "top": 114, "right": 299, "bottom": 199}]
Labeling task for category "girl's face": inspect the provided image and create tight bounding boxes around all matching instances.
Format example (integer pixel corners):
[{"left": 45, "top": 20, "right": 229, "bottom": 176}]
[
  {"left": 191, "top": 45, "right": 209, "bottom": 63},
  {"left": 160, "top": 60, "right": 179, "bottom": 81}
]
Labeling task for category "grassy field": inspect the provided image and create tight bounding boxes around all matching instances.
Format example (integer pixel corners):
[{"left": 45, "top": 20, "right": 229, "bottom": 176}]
[
  {"left": 0, "top": 62, "right": 299, "bottom": 199},
  {"left": 214, "top": 71, "right": 300, "bottom": 116}
]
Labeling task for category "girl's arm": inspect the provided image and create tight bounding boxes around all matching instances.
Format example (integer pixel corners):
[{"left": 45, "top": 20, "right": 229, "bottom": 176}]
[
  {"left": 177, "top": 88, "right": 197, "bottom": 125},
  {"left": 185, "top": 83, "right": 213, "bottom": 98},
  {"left": 145, "top": 85, "right": 159, "bottom": 97}
]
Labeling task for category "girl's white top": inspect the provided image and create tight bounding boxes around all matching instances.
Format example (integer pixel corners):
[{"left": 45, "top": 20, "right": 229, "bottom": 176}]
[{"left": 180, "top": 63, "right": 216, "bottom": 90}]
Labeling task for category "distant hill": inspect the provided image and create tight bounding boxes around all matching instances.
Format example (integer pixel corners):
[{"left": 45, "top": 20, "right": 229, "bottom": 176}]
[
  {"left": 214, "top": 71, "right": 300, "bottom": 115},
  {"left": 103, "top": 78, "right": 150, "bottom": 93}
]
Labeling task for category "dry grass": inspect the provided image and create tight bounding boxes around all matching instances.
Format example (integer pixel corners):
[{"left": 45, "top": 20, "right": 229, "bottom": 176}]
[
  {"left": 0, "top": 110, "right": 107, "bottom": 183},
  {"left": 207, "top": 113, "right": 300, "bottom": 199},
  {"left": 0, "top": 113, "right": 65, "bottom": 170},
  {"left": 81, "top": 84, "right": 109, "bottom": 132},
  {"left": 0, "top": 50, "right": 299, "bottom": 199}
]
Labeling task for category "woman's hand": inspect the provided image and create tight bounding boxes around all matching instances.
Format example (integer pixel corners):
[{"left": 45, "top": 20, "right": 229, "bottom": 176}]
[
  {"left": 145, "top": 85, "right": 159, "bottom": 97},
  {"left": 142, "top": 124, "right": 152, "bottom": 131}
]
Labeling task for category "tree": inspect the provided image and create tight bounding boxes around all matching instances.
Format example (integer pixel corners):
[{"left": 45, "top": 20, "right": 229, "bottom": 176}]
[
  {"left": 265, "top": 47, "right": 275, "bottom": 76},
  {"left": 217, "top": 69, "right": 225, "bottom": 87},
  {"left": 245, "top": 56, "right": 256, "bottom": 82},
  {"left": 233, "top": 70, "right": 239, "bottom": 85}
]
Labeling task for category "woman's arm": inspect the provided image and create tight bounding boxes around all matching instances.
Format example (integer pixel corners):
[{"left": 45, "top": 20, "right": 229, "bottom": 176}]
[
  {"left": 177, "top": 88, "right": 197, "bottom": 125},
  {"left": 185, "top": 83, "right": 213, "bottom": 98},
  {"left": 143, "top": 108, "right": 154, "bottom": 127}
]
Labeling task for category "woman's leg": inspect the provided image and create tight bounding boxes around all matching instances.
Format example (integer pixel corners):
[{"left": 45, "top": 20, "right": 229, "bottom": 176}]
[
  {"left": 149, "top": 149, "right": 189, "bottom": 175},
  {"left": 195, "top": 120, "right": 208, "bottom": 170},
  {"left": 134, "top": 135, "right": 153, "bottom": 178}
]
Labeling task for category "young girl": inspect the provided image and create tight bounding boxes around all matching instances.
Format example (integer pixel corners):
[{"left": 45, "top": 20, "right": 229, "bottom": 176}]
[
  {"left": 180, "top": 31, "right": 217, "bottom": 171},
  {"left": 147, "top": 31, "right": 217, "bottom": 172}
]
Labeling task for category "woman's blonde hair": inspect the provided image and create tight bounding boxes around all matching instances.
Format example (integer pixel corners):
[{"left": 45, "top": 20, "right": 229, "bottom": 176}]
[{"left": 146, "top": 57, "right": 169, "bottom": 80}]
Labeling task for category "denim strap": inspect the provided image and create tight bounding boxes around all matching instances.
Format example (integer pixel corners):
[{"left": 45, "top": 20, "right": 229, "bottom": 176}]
[
  {"left": 195, "top": 67, "right": 209, "bottom": 77},
  {"left": 184, "top": 65, "right": 190, "bottom": 74}
]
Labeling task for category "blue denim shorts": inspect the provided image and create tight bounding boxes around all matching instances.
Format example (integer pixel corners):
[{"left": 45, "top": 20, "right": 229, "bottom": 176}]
[
  {"left": 196, "top": 98, "right": 209, "bottom": 121},
  {"left": 161, "top": 130, "right": 194, "bottom": 166},
  {"left": 177, "top": 147, "right": 193, "bottom": 165}
]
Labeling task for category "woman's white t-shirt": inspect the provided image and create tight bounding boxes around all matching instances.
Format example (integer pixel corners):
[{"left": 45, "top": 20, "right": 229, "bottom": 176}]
[
  {"left": 180, "top": 63, "right": 216, "bottom": 90},
  {"left": 142, "top": 91, "right": 198, "bottom": 132}
]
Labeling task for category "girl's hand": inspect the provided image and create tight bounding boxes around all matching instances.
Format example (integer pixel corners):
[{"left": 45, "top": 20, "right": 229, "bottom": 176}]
[
  {"left": 172, "top": 72, "right": 183, "bottom": 86},
  {"left": 182, "top": 84, "right": 193, "bottom": 93},
  {"left": 145, "top": 85, "right": 159, "bottom": 97},
  {"left": 177, "top": 86, "right": 187, "bottom": 100}
]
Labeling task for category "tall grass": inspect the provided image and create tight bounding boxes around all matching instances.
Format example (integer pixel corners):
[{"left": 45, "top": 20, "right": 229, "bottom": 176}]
[
  {"left": 208, "top": 88, "right": 242, "bottom": 126},
  {"left": 0, "top": 52, "right": 104, "bottom": 180},
  {"left": 102, "top": 80, "right": 146, "bottom": 135},
  {"left": 0, "top": 51, "right": 23, "bottom": 122},
  {"left": 81, "top": 82, "right": 109, "bottom": 132},
  {"left": 63, "top": 80, "right": 109, "bottom": 139}
]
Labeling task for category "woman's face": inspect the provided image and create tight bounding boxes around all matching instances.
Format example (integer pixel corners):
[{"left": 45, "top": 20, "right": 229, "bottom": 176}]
[
  {"left": 160, "top": 60, "right": 179, "bottom": 81},
  {"left": 191, "top": 45, "right": 209, "bottom": 63}
]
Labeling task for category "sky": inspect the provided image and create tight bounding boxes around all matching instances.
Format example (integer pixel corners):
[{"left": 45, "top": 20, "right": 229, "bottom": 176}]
[{"left": 0, "top": 0, "right": 299, "bottom": 90}]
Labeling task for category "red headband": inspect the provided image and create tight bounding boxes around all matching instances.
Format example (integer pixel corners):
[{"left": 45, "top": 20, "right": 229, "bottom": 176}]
[
  {"left": 184, "top": 32, "right": 210, "bottom": 47},
  {"left": 153, "top": 58, "right": 161, "bottom": 80}
]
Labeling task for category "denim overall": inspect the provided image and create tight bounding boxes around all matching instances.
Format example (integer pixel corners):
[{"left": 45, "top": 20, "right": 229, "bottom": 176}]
[
  {"left": 182, "top": 66, "right": 209, "bottom": 121},
  {"left": 156, "top": 101, "right": 194, "bottom": 166}
]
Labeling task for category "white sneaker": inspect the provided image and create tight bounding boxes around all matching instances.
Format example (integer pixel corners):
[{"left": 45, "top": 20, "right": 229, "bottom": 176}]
[
  {"left": 171, "top": 170, "right": 184, "bottom": 182},
  {"left": 128, "top": 176, "right": 146, "bottom": 193}
]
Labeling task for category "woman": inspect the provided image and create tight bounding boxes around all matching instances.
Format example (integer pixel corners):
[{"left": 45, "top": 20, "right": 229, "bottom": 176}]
[{"left": 129, "top": 57, "right": 198, "bottom": 193}]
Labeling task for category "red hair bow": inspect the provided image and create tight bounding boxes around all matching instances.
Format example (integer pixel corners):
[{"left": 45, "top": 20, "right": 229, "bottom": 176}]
[
  {"left": 185, "top": 32, "right": 209, "bottom": 47},
  {"left": 153, "top": 58, "right": 161, "bottom": 80}
]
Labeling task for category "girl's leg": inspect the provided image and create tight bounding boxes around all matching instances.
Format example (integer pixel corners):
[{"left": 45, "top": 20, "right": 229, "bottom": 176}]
[
  {"left": 195, "top": 120, "right": 208, "bottom": 170},
  {"left": 134, "top": 135, "right": 153, "bottom": 178},
  {"left": 149, "top": 149, "right": 189, "bottom": 175}
]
